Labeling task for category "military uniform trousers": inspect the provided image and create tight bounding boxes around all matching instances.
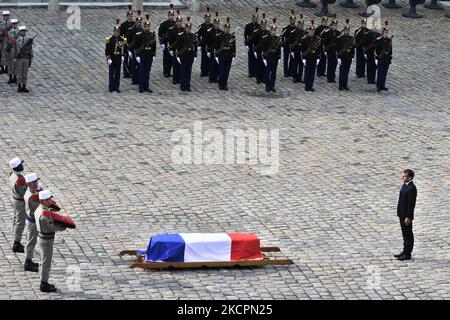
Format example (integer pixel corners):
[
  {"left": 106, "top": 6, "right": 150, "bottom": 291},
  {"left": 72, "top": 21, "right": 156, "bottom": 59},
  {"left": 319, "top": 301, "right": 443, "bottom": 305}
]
[
  {"left": 366, "top": 56, "right": 377, "bottom": 84},
  {"left": 180, "top": 59, "right": 193, "bottom": 91},
  {"left": 172, "top": 54, "right": 180, "bottom": 83},
  {"left": 264, "top": 60, "right": 278, "bottom": 91},
  {"left": 304, "top": 60, "right": 317, "bottom": 90},
  {"left": 6, "top": 48, "right": 17, "bottom": 76},
  {"left": 163, "top": 46, "right": 172, "bottom": 76},
  {"left": 208, "top": 55, "right": 218, "bottom": 82},
  {"left": 38, "top": 235, "right": 54, "bottom": 282},
  {"left": 376, "top": 61, "right": 390, "bottom": 91},
  {"left": 256, "top": 55, "right": 265, "bottom": 83},
  {"left": 138, "top": 58, "right": 152, "bottom": 92},
  {"left": 130, "top": 56, "right": 138, "bottom": 84},
  {"left": 218, "top": 58, "right": 232, "bottom": 89},
  {"left": 326, "top": 53, "right": 337, "bottom": 82},
  {"left": 399, "top": 217, "right": 414, "bottom": 256},
  {"left": 247, "top": 45, "right": 257, "bottom": 77},
  {"left": 200, "top": 46, "right": 209, "bottom": 76},
  {"left": 339, "top": 60, "right": 352, "bottom": 89},
  {"left": 291, "top": 57, "right": 304, "bottom": 82},
  {"left": 355, "top": 47, "right": 365, "bottom": 77},
  {"left": 0, "top": 41, "right": 5, "bottom": 66},
  {"left": 11, "top": 198, "right": 26, "bottom": 243},
  {"left": 24, "top": 218, "right": 37, "bottom": 260},
  {"left": 108, "top": 63, "right": 121, "bottom": 92},
  {"left": 16, "top": 57, "right": 30, "bottom": 84},
  {"left": 283, "top": 46, "right": 292, "bottom": 77},
  {"left": 122, "top": 50, "right": 130, "bottom": 77},
  {"left": 317, "top": 54, "right": 326, "bottom": 76}
]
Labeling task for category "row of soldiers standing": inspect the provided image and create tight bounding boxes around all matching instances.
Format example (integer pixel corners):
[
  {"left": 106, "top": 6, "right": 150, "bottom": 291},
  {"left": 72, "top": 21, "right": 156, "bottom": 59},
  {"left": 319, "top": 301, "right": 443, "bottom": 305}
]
[
  {"left": 244, "top": 8, "right": 393, "bottom": 92},
  {"left": 8, "top": 157, "right": 68, "bottom": 293},
  {"left": 0, "top": 10, "right": 34, "bottom": 93},
  {"left": 106, "top": 5, "right": 237, "bottom": 93}
]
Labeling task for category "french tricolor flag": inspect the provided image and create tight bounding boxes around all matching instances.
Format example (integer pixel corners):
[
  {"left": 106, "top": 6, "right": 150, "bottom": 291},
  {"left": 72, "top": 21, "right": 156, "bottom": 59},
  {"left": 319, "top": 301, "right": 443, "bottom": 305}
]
[{"left": 138, "top": 233, "right": 265, "bottom": 262}]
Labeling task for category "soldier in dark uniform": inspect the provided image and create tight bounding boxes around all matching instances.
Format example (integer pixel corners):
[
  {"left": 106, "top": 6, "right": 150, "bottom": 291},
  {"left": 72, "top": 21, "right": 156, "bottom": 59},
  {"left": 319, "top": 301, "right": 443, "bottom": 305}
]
[
  {"left": 120, "top": 5, "right": 134, "bottom": 78},
  {"left": 205, "top": 12, "right": 223, "bottom": 83},
  {"left": 261, "top": 18, "right": 282, "bottom": 92},
  {"left": 105, "top": 21, "right": 126, "bottom": 93},
  {"left": 363, "top": 22, "right": 381, "bottom": 85},
  {"left": 336, "top": 19, "right": 355, "bottom": 91},
  {"left": 158, "top": 4, "right": 175, "bottom": 78},
  {"left": 175, "top": 17, "right": 198, "bottom": 92},
  {"left": 321, "top": 15, "right": 341, "bottom": 83},
  {"left": 374, "top": 21, "right": 393, "bottom": 92},
  {"left": 315, "top": 16, "right": 329, "bottom": 77},
  {"left": 215, "top": 18, "right": 236, "bottom": 91},
  {"left": 281, "top": 10, "right": 297, "bottom": 78},
  {"left": 127, "top": 11, "right": 143, "bottom": 85},
  {"left": 196, "top": 7, "right": 212, "bottom": 77},
  {"left": 289, "top": 15, "right": 306, "bottom": 83},
  {"left": 167, "top": 11, "right": 184, "bottom": 85},
  {"left": 244, "top": 8, "right": 260, "bottom": 78},
  {"left": 252, "top": 13, "right": 270, "bottom": 84},
  {"left": 300, "top": 21, "right": 321, "bottom": 92},
  {"left": 354, "top": 19, "right": 368, "bottom": 78},
  {"left": 135, "top": 18, "right": 156, "bottom": 93}
]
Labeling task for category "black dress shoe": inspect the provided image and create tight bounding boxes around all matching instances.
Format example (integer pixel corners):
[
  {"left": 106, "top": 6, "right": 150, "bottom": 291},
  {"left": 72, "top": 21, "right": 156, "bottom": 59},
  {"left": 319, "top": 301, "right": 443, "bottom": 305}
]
[
  {"left": 293, "top": 79, "right": 299, "bottom": 83},
  {"left": 116, "top": 90, "right": 121, "bottom": 93},
  {"left": 327, "top": 80, "right": 336, "bottom": 83},
  {"left": 131, "top": 81, "right": 137, "bottom": 85},
  {"left": 271, "top": 88, "right": 276, "bottom": 92},
  {"left": 181, "top": 87, "right": 186, "bottom": 92},
  {"left": 368, "top": 81, "right": 375, "bottom": 84},
  {"left": 224, "top": 86, "right": 228, "bottom": 91},
  {"left": 310, "top": 88, "right": 315, "bottom": 92},
  {"left": 139, "top": 90, "right": 144, "bottom": 93},
  {"left": 393, "top": 252, "right": 404, "bottom": 258},
  {"left": 339, "top": 87, "right": 344, "bottom": 91},
  {"left": 265, "top": 88, "right": 270, "bottom": 92},
  {"left": 382, "top": 87, "right": 389, "bottom": 91},
  {"left": 18, "top": 84, "right": 23, "bottom": 93},
  {"left": 356, "top": 75, "right": 365, "bottom": 78},
  {"left": 284, "top": 74, "right": 289, "bottom": 78},
  {"left": 145, "top": 88, "right": 153, "bottom": 93},
  {"left": 186, "top": 88, "right": 191, "bottom": 92},
  {"left": 13, "top": 76, "right": 17, "bottom": 83},
  {"left": 40, "top": 282, "right": 57, "bottom": 293},
  {"left": 377, "top": 89, "right": 382, "bottom": 92},
  {"left": 24, "top": 259, "right": 39, "bottom": 272},
  {"left": 8, "top": 75, "right": 13, "bottom": 84},
  {"left": 397, "top": 255, "right": 411, "bottom": 261},
  {"left": 22, "top": 86, "right": 30, "bottom": 93},
  {"left": 305, "top": 88, "right": 310, "bottom": 91},
  {"left": 344, "top": 87, "right": 350, "bottom": 91},
  {"left": 299, "top": 80, "right": 304, "bottom": 83},
  {"left": 256, "top": 80, "right": 261, "bottom": 84},
  {"left": 13, "top": 241, "right": 24, "bottom": 253}
]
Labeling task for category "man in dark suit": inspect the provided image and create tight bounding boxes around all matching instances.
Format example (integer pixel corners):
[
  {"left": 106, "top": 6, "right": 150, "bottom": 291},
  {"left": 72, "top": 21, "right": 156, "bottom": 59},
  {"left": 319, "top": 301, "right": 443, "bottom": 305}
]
[{"left": 395, "top": 169, "right": 417, "bottom": 261}]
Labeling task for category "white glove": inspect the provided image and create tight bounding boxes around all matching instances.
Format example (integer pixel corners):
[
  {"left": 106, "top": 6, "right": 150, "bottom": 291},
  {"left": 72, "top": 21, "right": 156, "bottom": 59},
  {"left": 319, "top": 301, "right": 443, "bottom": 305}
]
[
  {"left": 136, "top": 56, "right": 141, "bottom": 64},
  {"left": 254, "top": 52, "right": 258, "bottom": 59},
  {"left": 375, "top": 59, "right": 378, "bottom": 66},
  {"left": 245, "top": 45, "right": 249, "bottom": 52},
  {"left": 232, "top": 57, "right": 235, "bottom": 64},
  {"left": 107, "top": 58, "right": 112, "bottom": 66},
  {"left": 169, "top": 50, "right": 174, "bottom": 57},
  {"left": 302, "top": 59, "right": 306, "bottom": 65},
  {"left": 128, "top": 51, "right": 133, "bottom": 58},
  {"left": 352, "top": 58, "right": 354, "bottom": 63},
  {"left": 160, "top": 44, "right": 165, "bottom": 50},
  {"left": 207, "top": 52, "right": 211, "bottom": 58},
  {"left": 364, "top": 54, "right": 367, "bottom": 60},
  {"left": 338, "top": 58, "right": 342, "bottom": 66},
  {"left": 324, "top": 52, "right": 328, "bottom": 57},
  {"left": 278, "top": 59, "right": 281, "bottom": 63},
  {"left": 263, "top": 59, "right": 267, "bottom": 67},
  {"left": 291, "top": 52, "right": 295, "bottom": 59},
  {"left": 215, "top": 57, "right": 219, "bottom": 64},
  {"left": 177, "top": 57, "right": 181, "bottom": 64},
  {"left": 194, "top": 57, "right": 197, "bottom": 63},
  {"left": 316, "top": 59, "right": 320, "bottom": 66},
  {"left": 121, "top": 56, "right": 124, "bottom": 63}
]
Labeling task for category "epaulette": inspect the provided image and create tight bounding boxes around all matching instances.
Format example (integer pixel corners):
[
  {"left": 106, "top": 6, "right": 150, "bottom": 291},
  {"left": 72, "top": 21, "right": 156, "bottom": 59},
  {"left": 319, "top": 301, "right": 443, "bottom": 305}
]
[
  {"left": 290, "top": 29, "right": 296, "bottom": 34},
  {"left": 136, "top": 31, "right": 142, "bottom": 36},
  {"left": 169, "top": 26, "right": 175, "bottom": 30},
  {"left": 178, "top": 31, "right": 184, "bottom": 35},
  {"left": 207, "top": 27, "right": 213, "bottom": 32},
  {"left": 376, "top": 36, "right": 382, "bottom": 40},
  {"left": 105, "top": 36, "right": 111, "bottom": 44}
]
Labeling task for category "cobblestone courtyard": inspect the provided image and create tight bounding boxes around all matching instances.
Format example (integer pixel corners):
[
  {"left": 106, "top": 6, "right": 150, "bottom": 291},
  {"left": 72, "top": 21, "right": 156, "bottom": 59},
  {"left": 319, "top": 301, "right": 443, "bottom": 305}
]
[{"left": 0, "top": 2, "right": 449, "bottom": 299}]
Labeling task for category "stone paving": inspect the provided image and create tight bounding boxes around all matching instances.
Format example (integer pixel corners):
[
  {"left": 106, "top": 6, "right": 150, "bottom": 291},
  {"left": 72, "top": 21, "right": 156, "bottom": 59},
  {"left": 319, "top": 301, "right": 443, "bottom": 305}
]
[{"left": 0, "top": 2, "right": 449, "bottom": 299}]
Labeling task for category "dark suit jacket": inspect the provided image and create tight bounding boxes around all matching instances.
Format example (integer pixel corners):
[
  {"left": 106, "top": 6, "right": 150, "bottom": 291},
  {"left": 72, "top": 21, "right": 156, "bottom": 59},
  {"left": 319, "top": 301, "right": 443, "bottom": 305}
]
[{"left": 397, "top": 181, "right": 417, "bottom": 220}]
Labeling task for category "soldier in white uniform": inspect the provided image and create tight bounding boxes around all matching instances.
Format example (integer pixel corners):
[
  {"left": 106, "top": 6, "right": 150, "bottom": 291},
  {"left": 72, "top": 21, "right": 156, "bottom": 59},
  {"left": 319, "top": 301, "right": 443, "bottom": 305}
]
[
  {"left": 35, "top": 190, "right": 67, "bottom": 293},
  {"left": 8, "top": 157, "right": 27, "bottom": 253},
  {"left": 5, "top": 18, "right": 18, "bottom": 84},
  {"left": 23, "top": 173, "right": 42, "bottom": 272},
  {"left": 0, "top": 10, "right": 12, "bottom": 74}
]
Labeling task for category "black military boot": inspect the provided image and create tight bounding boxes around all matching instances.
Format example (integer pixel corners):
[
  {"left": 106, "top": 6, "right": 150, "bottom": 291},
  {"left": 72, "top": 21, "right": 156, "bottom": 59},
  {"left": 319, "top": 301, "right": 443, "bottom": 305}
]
[
  {"left": 18, "top": 84, "right": 23, "bottom": 92},
  {"left": 12, "top": 241, "right": 24, "bottom": 253},
  {"left": 22, "top": 85, "right": 30, "bottom": 93},
  {"left": 24, "top": 259, "right": 39, "bottom": 272},
  {"left": 0, "top": 66, "right": 4, "bottom": 74},
  {"left": 13, "top": 75, "right": 17, "bottom": 83},
  {"left": 8, "top": 75, "right": 13, "bottom": 84},
  {"left": 40, "top": 281, "right": 57, "bottom": 293}
]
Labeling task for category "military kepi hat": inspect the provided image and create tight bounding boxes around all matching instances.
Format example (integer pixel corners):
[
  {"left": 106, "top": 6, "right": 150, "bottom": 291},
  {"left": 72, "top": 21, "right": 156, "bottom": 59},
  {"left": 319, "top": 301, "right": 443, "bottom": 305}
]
[{"left": 9, "top": 157, "right": 23, "bottom": 169}]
